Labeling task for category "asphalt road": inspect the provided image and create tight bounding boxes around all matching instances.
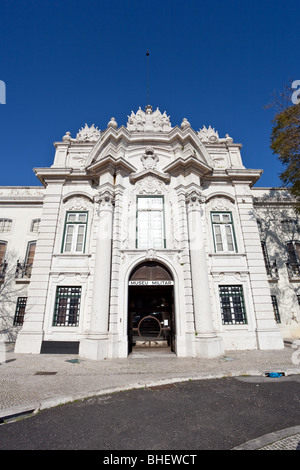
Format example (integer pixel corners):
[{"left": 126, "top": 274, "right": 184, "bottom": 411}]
[{"left": 1, "top": 376, "right": 300, "bottom": 451}]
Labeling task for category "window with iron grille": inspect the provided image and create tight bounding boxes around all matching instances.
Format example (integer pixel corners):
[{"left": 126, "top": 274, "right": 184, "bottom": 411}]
[
  {"left": 13, "top": 297, "right": 27, "bottom": 326},
  {"left": 53, "top": 286, "right": 81, "bottom": 326},
  {"left": 62, "top": 212, "right": 88, "bottom": 253},
  {"left": 219, "top": 285, "right": 247, "bottom": 325},
  {"left": 271, "top": 295, "right": 281, "bottom": 323},
  {"left": 211, "top": 212, "right": 237, "bottom": 253}
]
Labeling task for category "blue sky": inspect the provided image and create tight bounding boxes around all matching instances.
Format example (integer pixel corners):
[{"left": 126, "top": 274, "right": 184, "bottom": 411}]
[{"left": 0, "top": 0, "right": 299, "bottom": 187}]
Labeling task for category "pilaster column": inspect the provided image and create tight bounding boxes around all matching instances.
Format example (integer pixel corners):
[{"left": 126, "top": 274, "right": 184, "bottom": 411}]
[
  {"left": 186, "top": 189, "right": 224, "bottom": 358},
  {"left": 14, "top": 181, "right": 64, "bottom": 354},
  {"left": 79, "top": 189, "right": 114, "bottom": 360}
]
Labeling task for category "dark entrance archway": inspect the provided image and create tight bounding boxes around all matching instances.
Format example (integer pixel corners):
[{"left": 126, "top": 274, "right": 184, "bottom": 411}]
[{"left": 128, "top": 261, "right": 175, "bottom": 354}]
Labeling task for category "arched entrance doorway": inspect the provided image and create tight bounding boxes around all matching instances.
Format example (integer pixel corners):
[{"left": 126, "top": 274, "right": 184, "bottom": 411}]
[{"left": 128, "top": 261, "right": 175, "bottom": 354}]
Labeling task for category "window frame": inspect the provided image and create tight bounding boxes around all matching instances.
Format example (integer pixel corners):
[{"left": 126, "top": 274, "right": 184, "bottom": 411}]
[
  {"left": 219, "top": 285, "right": 247, "bottom": 325},
  {"left": 13, "top": 297, "right": 27, "bottom": 326},
  {"left": 0, "top": 240, "right": 7, "bottom": 268},
  {"left": 211, "top": 211, "right": 237, "bottom": 253},
  {"left": 136, "top": 196, "right": 166, "bottom": 250},
  {"left": 261, "top": 241, "right": 271, "bottom": 275},
  {"left": 24, "top": 240, "right": 36, "bottom": 278},
  {"left": 286, "top": 240, "right": 300, "bottom": 278},
  {"left": 271, "top": 295, "right": 281, "bottom": 323},
  {"left": 52, "top": 286, "right": 82, "bottom": 327},
  {"left": 0, "top": 218, "right": 12, "bottom": 233},
  {"left": 61, "top": 211, "right": 88, "bottom": 254},
  {"left": 30, "top": 218, "right": 41, "bottom": 233}
]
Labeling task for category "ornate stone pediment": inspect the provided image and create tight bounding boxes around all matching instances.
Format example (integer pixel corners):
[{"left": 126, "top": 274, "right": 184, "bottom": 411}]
[{"left": 127, "top": 105, "right": 172, "bottom": 132}]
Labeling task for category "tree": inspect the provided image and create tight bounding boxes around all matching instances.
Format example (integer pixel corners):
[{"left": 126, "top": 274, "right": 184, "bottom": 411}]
[{"left": 267, "top": 83, "right": 300, "bottom": 212}]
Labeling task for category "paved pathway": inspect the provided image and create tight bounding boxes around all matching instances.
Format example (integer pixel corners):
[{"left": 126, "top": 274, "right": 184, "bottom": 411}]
[{"left": 1, "top": 341, "right": 300, "bottom": 450}]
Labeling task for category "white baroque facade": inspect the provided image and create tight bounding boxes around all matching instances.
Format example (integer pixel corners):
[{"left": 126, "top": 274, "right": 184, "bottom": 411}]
[{"left": 1, "top": 105, "right": 299, "bottom": 360}]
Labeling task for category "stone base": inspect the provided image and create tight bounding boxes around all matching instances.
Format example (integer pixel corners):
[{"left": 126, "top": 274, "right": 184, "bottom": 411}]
[
  {"left": 195, "top": 335, "right": 224, "bottom": 358},
  {"left": 79, "top": 335, "right": 109, "bottom": 361},
  {"left": 256, "top": 329, "right": 284, "bottom": 350},
  {"left": 14, "top": 331, "right": 43, "bottom": 354}
]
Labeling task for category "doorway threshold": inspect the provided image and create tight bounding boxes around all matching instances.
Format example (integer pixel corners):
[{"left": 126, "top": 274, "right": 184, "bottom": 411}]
[{"left": 130, "top": 348, "right": 176, "bottom": 358}]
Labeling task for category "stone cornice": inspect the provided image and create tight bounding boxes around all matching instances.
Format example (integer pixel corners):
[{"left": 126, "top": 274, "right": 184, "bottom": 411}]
[
  {"left": 129, "top": 168, "right": 170, "bottom": 184},
  {"left": 86, "top": 155, "right": 137, "bottom": 178},
  {"left": 203, "top": 168, "right": 263, "bottom": 187},
  {"left": 163, "top": 155, "right": 212, "bottom": 177},
  {"left": 34, "top": 167, "right": 73, "bottom": 186}
]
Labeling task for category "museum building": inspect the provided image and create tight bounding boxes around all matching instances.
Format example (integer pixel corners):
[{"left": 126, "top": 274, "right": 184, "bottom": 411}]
[{"left": 0, "top": 105, "right": 299, "bottom": 360}]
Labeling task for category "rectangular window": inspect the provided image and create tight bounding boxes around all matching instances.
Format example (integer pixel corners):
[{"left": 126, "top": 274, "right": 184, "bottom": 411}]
[
  {"left": 219, "top": 285, "right": 247, "bottom": 325},
  {"left": 211, "top": 212, "right": 236, "bottom": 253},
  {"left": 261, "top": 241, "right": 271, "bottom": 275},
  {"left": 30, "top": 218, "right": 40, "bottom": 233},
  {"left": 25, "top": 241, "right": 36, "bottom": 278},
  {"left": 286, "top": 241, "right": 300, "bottom": 278},
  {"left": 271, "top": 295, "right": 281, "bottom": 323},
  {"left": 62, "top": 212, "right": 88, "bottom": 253},
  {"left": 0, "top": 241, "right": 7, "bottom": 265},
  {"left": 0, "top": 218, "right": 12, "bottom": 232},
  {"left": 53, "top": 286, "right": 81, "bottom": 326},
  {"left": 137, "top": 197, "right": 165, "bottom": 249},
  {"left": 13, "top": 297, "right": 27, "bottom": 326}
]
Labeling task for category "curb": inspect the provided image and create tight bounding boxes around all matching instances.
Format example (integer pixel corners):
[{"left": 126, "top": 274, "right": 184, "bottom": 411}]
[
  {"left": 232, "top": 425, "right": 300, "bottom": 450},
  {"left": 1, "top": 369, "right": 300, "bottom": 421}
]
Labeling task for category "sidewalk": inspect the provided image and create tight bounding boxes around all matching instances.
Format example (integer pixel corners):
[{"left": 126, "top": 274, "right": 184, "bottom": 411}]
[{"left": 1, "top": 341, "right": 300, "bottom": 450}]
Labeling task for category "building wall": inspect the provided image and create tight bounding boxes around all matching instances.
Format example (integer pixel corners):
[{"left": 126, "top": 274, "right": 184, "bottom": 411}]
[
  {"left": 252, "top": 187, "right": 300, "bottom": 338},
  {"left": 0, "top": 187, "right": 44, "bottom": 341},
  {"left": 1, "top": 109, "right": 298, "bottom": 358}
]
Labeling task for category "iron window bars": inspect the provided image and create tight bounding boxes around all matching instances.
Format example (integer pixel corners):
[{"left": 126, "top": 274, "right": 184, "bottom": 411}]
[
  {"left": 13, "top": 297, "right": 27, "bottom": 326},
  {"left": 271, "top": 295, "right": 281, "bottom": 323},
  {"left": 53, "top": 286, "right": 81, "bottom": 326},
  {"left": 219, "top": 285, "right": 247, "bottom": 325}
]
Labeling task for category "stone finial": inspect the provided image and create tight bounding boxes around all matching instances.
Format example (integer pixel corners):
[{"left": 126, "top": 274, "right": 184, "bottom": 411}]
[
  {"left": 181, "top": 118, "right": 191, "bottom": 130},
  {"left": 107, "top": 117, "right": 118, "bottom": 129},
  {"left": 62, "top": 131, "right": 72, "bottom": 142}
]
